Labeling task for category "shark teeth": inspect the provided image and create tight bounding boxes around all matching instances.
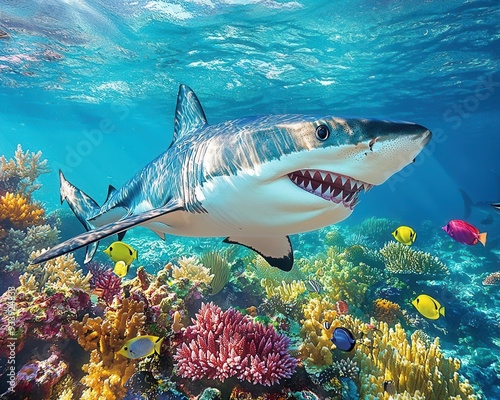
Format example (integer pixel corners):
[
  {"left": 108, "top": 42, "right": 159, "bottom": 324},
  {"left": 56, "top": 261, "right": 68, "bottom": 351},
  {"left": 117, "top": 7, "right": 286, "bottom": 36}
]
[{"left": 287, "top": 169, "right": 373, "bottom": 209}]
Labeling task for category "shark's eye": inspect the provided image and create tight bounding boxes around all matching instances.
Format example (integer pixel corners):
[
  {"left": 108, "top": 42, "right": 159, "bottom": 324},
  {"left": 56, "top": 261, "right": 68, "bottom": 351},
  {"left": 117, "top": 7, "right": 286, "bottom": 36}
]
[{"left": 315, "top": 125, "right": 330, "bottom": 141}]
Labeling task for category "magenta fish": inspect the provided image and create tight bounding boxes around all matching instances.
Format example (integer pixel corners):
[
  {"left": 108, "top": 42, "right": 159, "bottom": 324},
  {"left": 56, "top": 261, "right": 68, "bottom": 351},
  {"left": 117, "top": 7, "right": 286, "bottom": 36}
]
[{"left": 442, "top": 219, "right": 487, "bottom": 246}]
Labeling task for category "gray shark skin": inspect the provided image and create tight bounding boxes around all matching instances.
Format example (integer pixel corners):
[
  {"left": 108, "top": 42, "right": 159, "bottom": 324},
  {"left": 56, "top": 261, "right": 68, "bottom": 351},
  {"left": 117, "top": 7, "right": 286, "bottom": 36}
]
[
  {"left": 32, "top": 85, "right": 432, "bottom": 271},
  {"left": 460, "top": 189, "right": 500, "bottom": 225}
]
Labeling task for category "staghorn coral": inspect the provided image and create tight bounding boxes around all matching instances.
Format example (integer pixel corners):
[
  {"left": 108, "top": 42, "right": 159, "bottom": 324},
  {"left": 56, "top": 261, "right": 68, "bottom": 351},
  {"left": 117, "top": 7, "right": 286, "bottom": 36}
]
[
  {"left": 0, "top": 144, "right": 50, "bottom": 197},
  {"left": 260, "top": 278, "right": 306, "bottom": 303},
  {"left": 353, "top": 321, "right": 477, "bottom": 399},
  {"left": 174, "top": 302, "right": 297, "bottom": 386},
  {"left": 380, "top": 242, "right": 449, "bottom": 277},
  {"left": 171, "top": 255, "right": 214, "bottom": 285},
  {"left": 482, "top": 272, "right": 500, "bottom": 285},
  {"left": 70, "top": 297, "right": 146, "bottom": 400},
  {"left": 0, "top": 192, "right": 45, "bottom": 230},
  {"left": 373, "top": 298, "right": 401, "bottom": 325}
]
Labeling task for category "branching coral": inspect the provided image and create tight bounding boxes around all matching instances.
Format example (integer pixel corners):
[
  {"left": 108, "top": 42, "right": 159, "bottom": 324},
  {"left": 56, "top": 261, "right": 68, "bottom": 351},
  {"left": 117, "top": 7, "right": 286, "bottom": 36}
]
[
  {"left": 171, "top": 255, "right": 214, "bottom": 285},
  {"left": 24, "top": 250, "right": 92, "bottom": 293},
  {"left": 353, "top": 321, "right": 477, "bottom": 399},
  {"left": 260, "top": 278, "right": 306, "bottom": 303},
  {"left": 70, "top": 297, "right": 146, "bottom": 400},
  {"left": 380, "top": 242, "right": 449, "bottom": 277},
  {"left": 0, "top": 144, "right": 50, "bottom": 197},
  {"left": 174, "top": 302, "right": 297, "bottom": 386},
  {"left": 299, "top": 297, "right": 339, "bottom": 365},
  {"left": 0, "top": 192, "right": 45, "bottom": 230}
]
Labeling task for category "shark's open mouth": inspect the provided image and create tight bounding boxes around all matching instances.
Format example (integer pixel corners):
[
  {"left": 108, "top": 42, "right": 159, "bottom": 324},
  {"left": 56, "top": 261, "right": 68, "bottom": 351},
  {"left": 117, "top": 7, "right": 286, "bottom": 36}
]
[{"left": 287, "top": 169, "right": 373, "bottom": 209}]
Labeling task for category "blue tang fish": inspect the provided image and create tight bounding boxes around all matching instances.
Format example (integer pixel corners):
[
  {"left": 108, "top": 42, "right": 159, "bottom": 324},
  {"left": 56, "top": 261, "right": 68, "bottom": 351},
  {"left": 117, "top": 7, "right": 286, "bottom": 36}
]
[{"left": 331, "top": 327, "right": 356, "bottom": 352}]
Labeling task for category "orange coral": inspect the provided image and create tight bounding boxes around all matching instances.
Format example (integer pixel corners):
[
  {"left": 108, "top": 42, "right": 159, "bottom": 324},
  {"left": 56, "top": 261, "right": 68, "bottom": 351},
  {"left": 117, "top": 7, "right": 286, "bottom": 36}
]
[
  {"left": 373, "top": 298, "right": 401, "bottom": 325},
  {"left": 0, "top": 192, "right": 44, "bottom": 230}
]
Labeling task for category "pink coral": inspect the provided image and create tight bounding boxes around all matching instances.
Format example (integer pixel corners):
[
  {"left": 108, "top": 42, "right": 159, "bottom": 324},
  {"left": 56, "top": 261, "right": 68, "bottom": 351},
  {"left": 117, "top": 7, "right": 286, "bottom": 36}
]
[
  {"left": 88, "top": 261, "right": 122, "bottom": 304},
  {"left": 174, "top": 302, "right": 297, "bottom": 386}
]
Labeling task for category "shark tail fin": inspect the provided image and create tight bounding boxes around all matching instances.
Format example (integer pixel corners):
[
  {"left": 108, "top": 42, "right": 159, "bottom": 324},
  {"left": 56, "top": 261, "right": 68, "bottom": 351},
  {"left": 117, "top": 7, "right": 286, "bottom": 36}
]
[
  {"left": 459, "top": 189, "right": 473, "bottom": 219},
  {"left": 59, "top": 170, "right": 101, "bottom": 263},
  {"left": 477, "top": 232, "right": 487, "bottom": 246}
]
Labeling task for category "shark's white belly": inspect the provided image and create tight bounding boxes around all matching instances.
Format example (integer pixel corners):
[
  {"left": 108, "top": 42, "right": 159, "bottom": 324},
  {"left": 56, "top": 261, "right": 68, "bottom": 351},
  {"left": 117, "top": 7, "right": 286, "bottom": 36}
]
[{"left": 145, "top": 172, "right": 353, "bottom": 238}]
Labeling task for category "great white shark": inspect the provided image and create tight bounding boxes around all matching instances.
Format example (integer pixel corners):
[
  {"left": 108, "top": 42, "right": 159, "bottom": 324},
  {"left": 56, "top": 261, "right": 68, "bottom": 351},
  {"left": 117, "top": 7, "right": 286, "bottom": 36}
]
[{"left": 32, "top": 85, "right": 432, "bottom": 270}]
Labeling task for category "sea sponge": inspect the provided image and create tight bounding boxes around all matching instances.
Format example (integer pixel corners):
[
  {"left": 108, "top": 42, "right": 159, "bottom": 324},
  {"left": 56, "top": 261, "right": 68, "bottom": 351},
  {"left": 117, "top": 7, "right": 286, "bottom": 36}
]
[
  {"left": 260, "top": 278, "right": 306, "bottom": 303},
  {"left": 380, "top": 242, "right": 449, "bottom": 277},
  {"left": 354, "top": 321, "right": 477, "bottom": 399},
  {"left": 373, "top": 298, "right": 401, "bottom": 325},
  {"left": 0, "top": 192, "right": 45, "bottom": 230},
  {"left": 70, "top": 297, "right": 146, "bottom": 400}
]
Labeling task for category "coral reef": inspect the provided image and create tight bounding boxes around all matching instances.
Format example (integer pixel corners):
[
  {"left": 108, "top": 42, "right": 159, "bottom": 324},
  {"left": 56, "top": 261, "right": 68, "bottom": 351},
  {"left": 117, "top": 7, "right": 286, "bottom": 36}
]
[
  {"left": 354, "top": 321, "right": 477, "bottom": 399},
  {"left": 380, "top": 242, "right": 449, "bottom": 277},
  {"left": 201, "top": 250, "right": 232, "bottom": 295},
  {"left": 174, "top": 302, "right": 297, "bottom": 386},
  {"left": 0, "top": 192, "right": 45, "bottom": 230},
  {"left": 299, "top": 297, "right": 338, "bottom": 365},
  {"left": 88, "top": 261, "right": 122, "bottom": 305},
  {"left": 0, "top": 144, "right": 50, "bottom": 197},
  {"left": 71, "top": 297, "right": 146, "bottom": 400},
  {"left": 373, "top": 298, "right": 401, "bottom": 325},
  {"left": 246, "top": 254, "right": 305, "bottom": 283},
  {"left": 482, "top": 272, "right": 500, "bottom": 285},
  {"left": 323, "top": 227, "right": 346, "bottom": 248},
  {"left": 12, "top": 348, "right": 69, "bottom": 399},
  {"left": 260, "top": 278, "right": 306, "bottom": 303},
  {"left": 172, "top": 256, "right": 214, "bottom": 285}
]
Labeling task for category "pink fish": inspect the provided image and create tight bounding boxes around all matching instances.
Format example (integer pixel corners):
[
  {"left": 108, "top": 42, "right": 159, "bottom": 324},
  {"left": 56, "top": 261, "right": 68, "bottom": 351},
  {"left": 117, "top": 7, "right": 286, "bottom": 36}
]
[
  {"left": 336, "top": 300, "right": 349, "bottom": 315},
  {"left": 442, "top": 219, "right": 487, "bottom": 246}
]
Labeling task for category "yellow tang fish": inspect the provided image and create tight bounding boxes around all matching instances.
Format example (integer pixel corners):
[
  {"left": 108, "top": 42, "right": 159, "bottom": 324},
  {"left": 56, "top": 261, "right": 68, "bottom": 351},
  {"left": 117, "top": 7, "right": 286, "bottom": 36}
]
[
  {"left": 392, "top": 226, "right": 416, "bottom": 245},
  {"left": 113, "top": 260, "right": 130, "bottom": 278},
  {"left": 117, "top": 335, "right": 164, "bottom": 359},
  {"left": 104, "top": 241, "right": 138, "bottom": 265},
  {"left": 411, "top": 294, "right": 445, "bottom": 320}
]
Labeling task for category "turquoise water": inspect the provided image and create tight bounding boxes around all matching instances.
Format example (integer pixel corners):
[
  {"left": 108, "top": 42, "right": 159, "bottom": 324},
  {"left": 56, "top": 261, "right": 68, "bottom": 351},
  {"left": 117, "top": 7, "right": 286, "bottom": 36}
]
[{"left": 1, "top": 0, "right": 499, "bottom": 399}]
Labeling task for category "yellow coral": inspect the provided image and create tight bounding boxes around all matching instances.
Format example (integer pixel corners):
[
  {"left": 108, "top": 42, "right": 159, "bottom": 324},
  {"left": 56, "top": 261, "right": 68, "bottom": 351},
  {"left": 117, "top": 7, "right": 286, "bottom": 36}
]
[
  {"left": 171, "top": 255, "right": 214, "bottom": 284},
  {"left": 299, "top": 297, "right": 340, "bottom": 365},
  {"left": 354, "top": 321, "right": 477, "bottom": 399},
  {"left": 373, "top": 298, "right": 401, "bottom": 325},
  {"left": 0, "top": 192, "right": 44, "bottom": 230},
  {"left": 71, "top": 298, "right": 146, "bottom": 400},
  {"left": 23, "top": 250, "right": 92, "bottom": 293},
  {"left": 260, "top": 278, "right": 306, "bottom": 302}
]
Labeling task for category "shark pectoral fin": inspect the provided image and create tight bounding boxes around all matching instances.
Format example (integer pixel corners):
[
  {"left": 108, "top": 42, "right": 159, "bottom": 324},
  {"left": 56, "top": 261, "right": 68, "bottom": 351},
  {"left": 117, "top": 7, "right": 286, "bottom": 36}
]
[
  {"left": 223, "top": 236, "right": 294, "bottom": 272},
  {"left": 31, "top": 200, "right": 184, "bottom": 265},
  {"left": 84, "top": 241, "right": 99, "bottom": 264}
]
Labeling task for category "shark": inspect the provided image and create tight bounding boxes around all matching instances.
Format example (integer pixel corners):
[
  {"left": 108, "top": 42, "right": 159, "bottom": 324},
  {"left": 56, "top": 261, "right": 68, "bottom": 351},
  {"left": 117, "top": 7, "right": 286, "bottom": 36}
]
[{"left": 32, "top": 85, "right": 432, "bottom": 271}]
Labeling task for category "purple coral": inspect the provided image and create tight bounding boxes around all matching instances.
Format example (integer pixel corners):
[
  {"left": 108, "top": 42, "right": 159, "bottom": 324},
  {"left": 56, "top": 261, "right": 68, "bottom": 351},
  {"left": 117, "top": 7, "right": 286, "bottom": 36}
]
[
  {"left": 88, "top": 261, "right": 122, "bottom": 304},
  {"left": 174, "top": 302, "right": 297, "bottom": 386}
]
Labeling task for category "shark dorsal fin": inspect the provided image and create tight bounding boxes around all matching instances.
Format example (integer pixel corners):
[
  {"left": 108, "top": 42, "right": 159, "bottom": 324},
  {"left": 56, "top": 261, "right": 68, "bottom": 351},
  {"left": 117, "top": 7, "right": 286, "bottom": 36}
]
[
  {"left": 172, "top": 85, "right": 207, "bottom": 145},
  {"left": 105, "top": 185, "right": 117, "bottom": 203}
]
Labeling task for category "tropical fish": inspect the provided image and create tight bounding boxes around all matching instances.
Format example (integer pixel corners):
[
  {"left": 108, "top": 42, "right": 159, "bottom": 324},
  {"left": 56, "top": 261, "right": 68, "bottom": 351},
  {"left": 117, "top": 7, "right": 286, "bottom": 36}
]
[
  {"left": 392, "top": 225, "right": 416, "bottom": 245},
  {"left": 113, "top": 260, "right": 130, "bottom": 278},
  {"left": 104, "top": 241, "right": 138, "bottom": 265},
  {"left": 411, "top": 294, "right": 445, "bottom": 320},
  {"left": 442, "top": 219, "right": 487, "bottom": 246},
  {"left": 331, "top": 327, "right": 356, "bottom": 352},
  {"left": 383, "top": 380, "right": 396, "bottom": 395},
  {"left": 117, "top": 335, "right": 164, "bottom": 359},
  {"left": 31, "top": 85, "right": 432, "bottom": 271},
  {"left": 323, "top": 321, "right": 332, "bottom": 330},
  {"left": 305, "top": 279, "right": 323, "bottom": 293}
]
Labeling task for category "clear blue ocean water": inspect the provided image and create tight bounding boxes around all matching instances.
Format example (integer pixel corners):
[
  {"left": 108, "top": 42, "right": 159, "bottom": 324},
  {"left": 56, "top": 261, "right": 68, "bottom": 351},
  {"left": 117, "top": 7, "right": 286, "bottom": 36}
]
[{"left": 1, "top": 1, "right": 499, "bottom": 399}]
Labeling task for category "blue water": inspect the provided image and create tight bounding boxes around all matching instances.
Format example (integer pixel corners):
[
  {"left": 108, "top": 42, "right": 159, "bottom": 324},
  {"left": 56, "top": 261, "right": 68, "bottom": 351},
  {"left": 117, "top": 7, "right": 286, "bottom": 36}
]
[{"left": 1, "top": 0, "right": 499, "bottom": 399}]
